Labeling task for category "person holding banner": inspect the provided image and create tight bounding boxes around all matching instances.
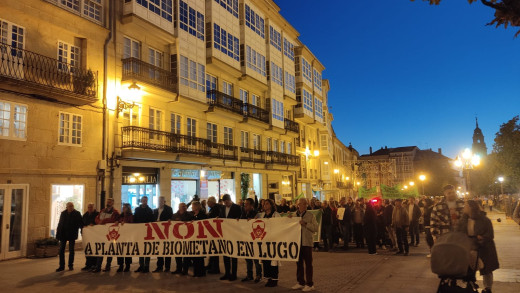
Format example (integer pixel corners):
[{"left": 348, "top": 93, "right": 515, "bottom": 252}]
[
  {"left": 191, "top": 201, "right": 208, "bottom": 277},
  {"left": 171, "top": 202, "right": 194, "bottom": 275},
  {"left": 93, "top": 198, "right": 119, "bottom": 273},
  {"left": 133, "top": 196, "right": 155, "bottom": 273},
  {"left": 153, "top": 196, "right": 173, "bottom": 273},
  {"left": 206, "top": 196, "right": 222, "bottom": 274},
  {"left": 241, "top": 198, "right": 262, "bottom": 283},
  {"left": 259, "top": 199, "right": 281, "bottom": 287},
  {"left": 219, "top": 194, "right": 242, "bottom": 281},
  {"left": 116, "top": 203, "right": 133, "bottom": 272},
  {"left": 292, "top": 198, "right": 318, "bottom": 292},
  {"left": 81, "top": 203, "right": 98, "bottom": 271}
]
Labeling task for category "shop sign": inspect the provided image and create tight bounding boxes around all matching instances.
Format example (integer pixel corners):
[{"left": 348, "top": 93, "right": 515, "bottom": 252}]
[
  {"left": 171, "top": 169, "right": 200, "bottom": 179},
  {"left": 206, "top": 171, "right": 221, "bottom": 180},
  {"left": 123, "top": 174, "right": 157, "bottom": 185}
]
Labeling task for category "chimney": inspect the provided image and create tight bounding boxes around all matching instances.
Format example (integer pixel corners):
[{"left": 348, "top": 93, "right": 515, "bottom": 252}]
[
  {"left": 369, "top": 147, "right": 372, "bottom": 155},
  {"left": 438, "top": 148, "right": 442, "bottom": 154}
]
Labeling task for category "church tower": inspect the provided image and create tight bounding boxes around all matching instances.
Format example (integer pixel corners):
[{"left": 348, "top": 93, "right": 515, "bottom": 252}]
[{"left": 472, "top": 118, "right": 487, "bottom": 158}]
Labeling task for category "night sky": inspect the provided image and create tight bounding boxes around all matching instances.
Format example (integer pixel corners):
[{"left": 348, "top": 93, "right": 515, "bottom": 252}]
[{"left": 276, "top": 0, "right": 520, "bottom": 158}]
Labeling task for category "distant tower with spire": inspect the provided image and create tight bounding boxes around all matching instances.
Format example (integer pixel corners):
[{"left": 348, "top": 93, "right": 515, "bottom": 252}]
[{"left": 472, "top": 117, "right": 487, "bottom": 158}]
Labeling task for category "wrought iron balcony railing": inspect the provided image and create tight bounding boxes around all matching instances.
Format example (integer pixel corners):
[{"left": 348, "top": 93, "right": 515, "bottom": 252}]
[
  {"left": 284, "top": 118, "right": 299, "bottom": 133},
  {"left": 121, "top": 126, "right": 238, "bottom": 160},
  {"left": 240, "top": 147, "right": 266, "bottom": 163},
  {"left": 122, "top": 57, "right": 176, "bottom": 92},
  {"left": 0, "top": 42, "right": 97, "bottom": 100},
  {"left": 207, "top": 90, "right": 244, "bottom": 116},
  {"left": 244, "top": 103, "right": 269, "bottom": 124},
  {"left": 266, "top": 151, "right": 300, "bottom": 166}
]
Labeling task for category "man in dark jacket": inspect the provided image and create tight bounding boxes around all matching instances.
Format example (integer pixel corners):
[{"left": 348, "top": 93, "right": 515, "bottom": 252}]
[
  {"left": 56, "top": 202, "right": 83, "bottom": 272},
  {"left": 321, "top": 201, "right": 334, "bottom": 251},
  {"left": 81, "top": 203, "right": 99, "bottom": 271},
  {"left": 134, "top": 196, "right": 155, "bottom": 273},
  {"left": 219, "top": 193, "right": 242, "bottom": 281},
  {"left": 277, "top": 198, "right": 290, "bottom": 214},
  {"left": 206, "top": 196, "right": 222, "bottom": 274},
  {"left": 171, "top": 202, "right": 194, "bottom": 275},
  {"left": 407, "top": 197, "right": 422, "bottom": 246},
  {"left": 383, "top": 199, "right": 396, "bottom": 250},
  {"left": 339, "top": 197, "right": 352, "bottom": 250},
  {"left": 153, "top": 196, "right": 174, "bottom": 272},
  {"left": 241, "top": 198, "right": 262, "bottom": 282}
]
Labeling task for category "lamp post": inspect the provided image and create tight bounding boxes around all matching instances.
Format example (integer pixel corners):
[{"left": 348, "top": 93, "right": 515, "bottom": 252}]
[
  {"left": 418, "top": 174, "right": 426, "bottom": 195},
  {"left": 498, "top": 176, "right": 504, "bottom": 195},
  {"left": 454, "top": 148, "right": 480, "bottom": 196}
]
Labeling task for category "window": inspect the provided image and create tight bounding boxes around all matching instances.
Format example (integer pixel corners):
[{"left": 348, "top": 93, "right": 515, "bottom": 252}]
[
  {"left": 136, "top": 0, "right": 173, "bottom": 22},
  {"left": 0, "top": 100, "right": 27, "bottom": 140},
  {"left": 179, "top": 1, "right": 204, "bottom": 40},
  {"left": 251, "top": 94, "right": 261, "bottom": 107},
  {"left": 214, "top": 0, "right": 238, "bottom": 18},
  {"left": 287, "top": 142, "right": 292, "bottom": 154},
  {"left": 303, "top": 89, "right": 313, "bottom": 112},
  {"left": 54, "top": 0, "right": 103, "bottom": 23},
  {"left": 171, "top": 113, "right": 181, "bottom": 134},
  {"left": 240, "top": 131, "right": 249, "bottom": 148},
  {"left": 301, "top": 57, "right": 312, "bottom": 84},
  {"left": 58, "top": 41, "right": 80, "bottom": 73},
  {"left": 320, "top": 134, "right": 328, "bottom": 151},
  {"left": 284, "top": 71, "right": 295, "bottom": 93},
  {"left": 269, "top": 62, "right": 283, "bottom": 86},
  {"left": 179, "top": 55, "right": 205, "bottom": 92},
  {"left": 269, "top": 26, "right": 281, "bottom": 51},
  {"left": 207, "top": 122, "right": 217, "bottom": 143},
  {"left": 206, "top": 74, "right": 217, "bottom": 91},
  {"left": 239, "top": 89, "right": 248, "bottom": 104},
  {"left": 315, "top": 97, "right": 323, "bottom": 121},
  {"left": 271, "top": 99, "right": 284, "bottom": 122},
  {"left": 224, "top": 127, "right": 233, "bottom": 145},
  {"left": 1, "top": 19, "right": 25, "bottom": 54},
  {"left": 252, "top": 134, "right": 261, "bottom": 150},
  {"left": 266, "top": 137, "right": 272, "bottom": 152},
  {"left": 245, "top": 45, "right": 266, "bottom": 76},
  {"left": 280, "top": 141, "right": 285, "bottom": 153},
  {"left": 59, "top": 112, "right": 82, "bottom": 146},
  {"left": 50, "top": 185, "right": 84, "bottom": 238},
  {"left": 213, "top": 23, "right": 239, "bottom": 61},
  {"left": 123, "top": 36, "right": 140, "bottom": 59},
  {"left": 149, "top": 47, "right": 163, "bottom": 80},
  {"left": 187, "top": 117, "right": 196, "bottom": 137},
  {"left": 273, "top": 139, "right": 278, "bottom": 152},
  {"left": 222, "top": 81, "right": 233, "bottom": 96},
  {"left": 149, "top": 108, "right": 162, "bottom": 139},
  {"left": 122, "top": 106, "right": 140, "bottom": 127},
  {"left": 245, "top": 4, "right": 264, "bottom": 38},
  {"left": 283, "top": 38, "right": 294, "bottom": 61},
  {"left": 314, "top": 69, "right": 322, "bottom": 92}
]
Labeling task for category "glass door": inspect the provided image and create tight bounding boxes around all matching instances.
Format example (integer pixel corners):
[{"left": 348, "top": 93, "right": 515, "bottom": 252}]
[{"left": 0, "top": 184, "right": 28, "bottom": 260}]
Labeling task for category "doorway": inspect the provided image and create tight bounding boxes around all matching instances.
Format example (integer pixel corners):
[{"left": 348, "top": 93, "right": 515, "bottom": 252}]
[{"left": 0, "top": 184, "right": 29, "bottom": 260}]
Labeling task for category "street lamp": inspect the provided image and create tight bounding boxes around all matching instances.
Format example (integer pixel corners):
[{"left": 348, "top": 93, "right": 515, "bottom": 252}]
[
  {"left": 498, "top": 176, "right": 504, "bottom": 195},
  {"left": 454, "top": 148, "right": 480, "bottom": 196},
  {"left": 419, "top": 174, "right": 426, "bottom": 195}
]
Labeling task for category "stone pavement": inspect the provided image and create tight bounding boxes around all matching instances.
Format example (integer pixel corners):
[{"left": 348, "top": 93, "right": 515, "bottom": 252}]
[{"left": 0, "top": 210, "right": 518, "bottom": 293}]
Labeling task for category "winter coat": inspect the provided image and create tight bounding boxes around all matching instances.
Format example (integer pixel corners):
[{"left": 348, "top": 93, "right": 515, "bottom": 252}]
[
  {"left": 208, "top": 203, "right": 222, "bottom": 219},
  {"left": 392, "top": 206, "right": 409, "bottom": 229},
  {"left": 82, "top": 210, "right": 99, "bottom": 227},
  {"left": 118, "top": 213, "right": 133, "bottom": 223},
  {"left": 430, "top": 199, "right": 465, "bottom": 237},
  {"left": 153, "top": 205, "right": 174, "bottom": 222},
  {"left": 383, "top": 204, "right": 394, "bottom": 227},
  {"left": 297, "top": 209, "right": 318, "bottom": 247},
  {"left": 95, "top": 207, "right": 120, "bottom": 225},
  {"left": 56, "top": 209, "right": 83, "bottom": 241},
  {"left": 457, "top": 212, "right": 499, "bottom": 275},
  {"left": 133, "top": 205, "right": 154, "bottom": 223}
]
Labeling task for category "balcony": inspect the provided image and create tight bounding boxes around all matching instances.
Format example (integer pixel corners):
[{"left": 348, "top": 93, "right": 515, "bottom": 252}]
[
  {"left": 207, "top": 90, "right": 244, "bottom": 116},
  {"left": 121, "top": 126, "right": 238, "bottom": 160},
  {"left": 240, "top": 147, "right": 266, "bottom": 163},
  {"left": 0, "top": 42, "right": 98, "bottom": 104},
  {"left": 284, "top": 118, "right": 299, "bottom": 133},
  {"left": 122, "top": 57, "right": 176, "bottom": 92},
  {"left": 266, "top": 151, "right": 300, "bottom": 166},
  {"left": 244, "top": 103, "right": 269, "bottom": 124},
  {"left": 336, "top": 182, "right": 347, "bottom": 189}
]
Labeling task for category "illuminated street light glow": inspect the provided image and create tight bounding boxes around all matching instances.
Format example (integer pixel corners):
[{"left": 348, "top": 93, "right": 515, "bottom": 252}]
[
  {"left": 324, "top": 162, "right": 329, "bottom": 165},
  {"left": 419, "top": 174, "right": 426, "bottom": 181},
  {"left": 333, "top": 169, "right": 339, "bottom": 174},
  {"left": 498, "top": 176, "right": 504, "bottom": 183},
  {"left": 314, "top": 150, "right": 320, "bottom": 157},
  {"left": 409, "top": 181, "right": 415, "bottom": 186}
]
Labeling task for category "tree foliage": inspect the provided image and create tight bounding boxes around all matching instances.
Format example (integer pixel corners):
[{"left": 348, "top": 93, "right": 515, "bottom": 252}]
[
  {"left": 413, "top": 0, "right": 520, "bottom": 36},
  {"left": 490, "top": 116, "right": 520, "bottom": 192}
]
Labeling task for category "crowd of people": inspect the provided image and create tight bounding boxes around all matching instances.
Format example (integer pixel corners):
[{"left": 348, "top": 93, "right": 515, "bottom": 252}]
[{"left": 55, "top": 184, "right": 505, "bottom": 293}]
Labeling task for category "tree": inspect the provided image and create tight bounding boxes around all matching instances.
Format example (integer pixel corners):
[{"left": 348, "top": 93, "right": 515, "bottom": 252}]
[
  {"left": 414, "top": 0, "right": 520, "bottom": 36},
  {"left": 414, "top": 150, "right": 458, "bottom": 196},
  {"left": 490, "top": 116, "right": 520, "bottom": 192}
]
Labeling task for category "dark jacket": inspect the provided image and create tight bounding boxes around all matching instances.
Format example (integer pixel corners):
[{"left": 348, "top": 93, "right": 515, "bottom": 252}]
[
  {"left": 172, "top": 211, "right": 193, "bottom": 221},
  {"left": 240, "top": 209, "right": 258, "bottom": 220},
  {"left": 219, "top": 203, "right": 242, "bottom": 219},
  {"left": 134, "top": 205, "right": 154, "bottom": 223},
  {"left": 407, "top": 203, "right": 422, "bottom": 223},
  {"left": 363, "top": 204, "right": 377, "bottom": 231},
  {"left": 383, "top": 204, "right": 394, "bottom": 227},
  {"left": 457, "top": 212, "right": 499, "bottom": 275},
  {"left": 208, "top": 203, "right": 222, "bottom": 219},
  {"left": 192, "top": 211, "right": 208, "bottom": 221},
  {"left": 340, "top": 204, "right": 352, "bottom": 226},
  {"left": 56, "top": 209, "right": 83, "bottom": 241},
  {"left": 321, "top": 206, "right": 333, "bottom": 226},
  {"left": 277, "top": 204, "right": 290, "bottom": 214},
  {"left": 153, "top": 205, "right": 174, "bottom": 222},
  {"left": 118, "top": 213, "right": 133, "bottom": 223},
  {"left": 82, "top": 210, "right": 99, "bottom": 227}
]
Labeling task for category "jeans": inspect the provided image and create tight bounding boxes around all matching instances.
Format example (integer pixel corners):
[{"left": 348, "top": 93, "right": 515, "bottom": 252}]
[
  {"left": 262, "top": 260, "right": 279, "bottom": 280},
  {"left": 322, "top": 224, "right": 333, "bottom": 250},
  {"left": 139, "top": 257, "right": 150, "bottom": 268},
  {"left": 395, "top": 227, "right": 409, "bottom": 253},
  {"left": 353, "top": 223, "right": 364, "bottom": 247},
  {"left": 296, "top": 246, "right": 313, "bottom": 286},
  {"left": 409, "top": 221, "right": 420, "bottom": 245},
  {"left": 223, "top": 256, "right": 237, "bottom": 277},
  {"left": 341, "top": 224, "right": 351, "bottom": 248},
  {"left": 246, "top": 259, "right": 262, "bottom": 278},
  {"left": 117, "top": 257, "right": 132, "bottom": 266},
  {"left": 157, "top": 257, "right": 171, "bottom": 270},
  {"left": 208, "top": 256, "right": 220, "bottom": 273},
  {"left": 386, "top": 226, "right": 397, "bottom": 248},
  {"left": 59, "top": 239, "right": 75, "bottom": 268}
]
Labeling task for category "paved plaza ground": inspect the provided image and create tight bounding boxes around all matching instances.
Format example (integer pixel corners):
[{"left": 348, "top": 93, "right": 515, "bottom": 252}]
[{"left": 0, "top": 210, "right": 519, "bottom": 293}]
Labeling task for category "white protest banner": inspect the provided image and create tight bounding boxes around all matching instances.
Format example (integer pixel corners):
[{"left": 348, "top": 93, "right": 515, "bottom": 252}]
[{"left": 83, "top": 217, "right": 301, "bottom": 262}]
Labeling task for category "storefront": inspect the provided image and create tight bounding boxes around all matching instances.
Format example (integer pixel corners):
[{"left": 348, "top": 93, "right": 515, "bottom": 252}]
[
  {"left": 205, "top": 171, "right": 235, "bottom": 200},
  {"left": 121, "top": 167, "right": 159, "bottom": 211},
  {"left": 171, "top": 169, "right": 200, "bottom": 213}
]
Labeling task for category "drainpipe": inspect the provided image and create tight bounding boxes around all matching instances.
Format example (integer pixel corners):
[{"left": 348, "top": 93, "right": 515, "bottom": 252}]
[{"left": 101, "top": 0, "right": 114, "bottom": 209}]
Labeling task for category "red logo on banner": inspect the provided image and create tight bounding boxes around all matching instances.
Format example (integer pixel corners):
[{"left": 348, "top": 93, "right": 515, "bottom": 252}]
[
  {"left": 106, "top": 223, "right": 120, "bottom": 241},
  {"left": 250, "top": 220, "right": 266, "bottom": 240}
]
